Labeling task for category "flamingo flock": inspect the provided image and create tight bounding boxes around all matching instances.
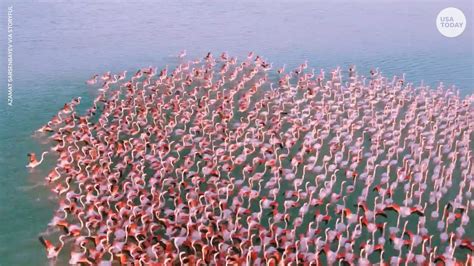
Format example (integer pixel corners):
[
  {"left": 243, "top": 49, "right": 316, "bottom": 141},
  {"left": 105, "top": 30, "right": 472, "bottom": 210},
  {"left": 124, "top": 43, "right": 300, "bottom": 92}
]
[{"left": 31, "top": 52, "right": 473, "bottom": 265}]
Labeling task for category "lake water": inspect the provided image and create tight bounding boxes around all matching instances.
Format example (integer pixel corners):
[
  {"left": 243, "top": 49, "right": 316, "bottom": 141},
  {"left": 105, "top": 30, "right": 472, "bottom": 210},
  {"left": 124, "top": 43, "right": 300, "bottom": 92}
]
[{"left": 0, "top": 0, "right": 472, "bottom": 265}]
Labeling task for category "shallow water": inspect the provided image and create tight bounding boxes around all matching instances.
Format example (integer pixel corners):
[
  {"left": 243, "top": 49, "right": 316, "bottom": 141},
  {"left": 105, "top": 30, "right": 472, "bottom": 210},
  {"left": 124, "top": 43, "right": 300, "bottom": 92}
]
[{"left": 0, "top": 0, "right": 472, "bottom": 265}]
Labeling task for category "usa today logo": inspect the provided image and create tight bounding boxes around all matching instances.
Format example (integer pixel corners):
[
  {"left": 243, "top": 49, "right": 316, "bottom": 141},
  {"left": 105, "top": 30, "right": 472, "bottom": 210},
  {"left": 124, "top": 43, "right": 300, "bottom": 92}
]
[{"left": 436, "top": 7, "right": 466, "bottom": 38}]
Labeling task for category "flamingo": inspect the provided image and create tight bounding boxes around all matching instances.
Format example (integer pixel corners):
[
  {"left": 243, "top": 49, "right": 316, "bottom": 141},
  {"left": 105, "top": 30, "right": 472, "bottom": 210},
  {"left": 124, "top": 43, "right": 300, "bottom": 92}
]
[
  {"left": 86, "top": 74, "right": 98, "bottom": 85},
  {"left": 178, "top": 50, "right": 187, "bottom": 59},
  {"left": 26, "top": 152, "right": 48, "bottom": 168},
  {"left": 38, "top": 235, "right": 67, "bottom": 259}
]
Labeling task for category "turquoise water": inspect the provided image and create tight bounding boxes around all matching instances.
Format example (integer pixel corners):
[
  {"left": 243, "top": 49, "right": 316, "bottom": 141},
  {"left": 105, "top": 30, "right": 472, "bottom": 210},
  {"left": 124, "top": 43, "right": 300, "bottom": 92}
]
[{"left": 0, "top": 1, "right": 472, "bottom": 265}]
